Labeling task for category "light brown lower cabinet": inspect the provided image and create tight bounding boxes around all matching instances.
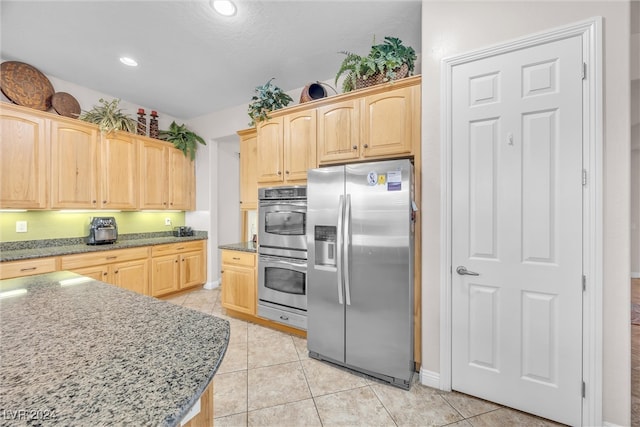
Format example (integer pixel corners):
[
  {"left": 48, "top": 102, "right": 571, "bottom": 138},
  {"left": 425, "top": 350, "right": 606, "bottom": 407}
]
[
  {"left": 220, "top": 250, "right": 256, "bottom": 315},
  {"left": 60, "top": 247, "right": 150, "bottom": 295},
  {"left": 0, "top": 257, "right": 58, "bottom": 280},
  {"left": 151, "top": 240, "right": 206, "bottom": 297}
]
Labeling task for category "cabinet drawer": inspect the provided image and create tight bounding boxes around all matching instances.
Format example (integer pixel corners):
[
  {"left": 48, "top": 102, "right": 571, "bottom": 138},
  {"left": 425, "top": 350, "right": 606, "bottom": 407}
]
[
  {"left": 151, "top": 240, "right": 204, "bottom": 256},
  {"left": 0, "top": 257, "right": 58, "bottom": 280},
  {"left": 221, "top": 250, "right": 255, "bottom": 267},
  {"left": 61, "top": 247, "right": 149, "bottom": 270}
]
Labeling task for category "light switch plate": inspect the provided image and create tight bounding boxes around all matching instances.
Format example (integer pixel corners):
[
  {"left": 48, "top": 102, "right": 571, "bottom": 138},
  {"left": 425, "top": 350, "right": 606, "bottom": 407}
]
[{"left": 16, "top": 221, "right": 27, "bottom": 233}]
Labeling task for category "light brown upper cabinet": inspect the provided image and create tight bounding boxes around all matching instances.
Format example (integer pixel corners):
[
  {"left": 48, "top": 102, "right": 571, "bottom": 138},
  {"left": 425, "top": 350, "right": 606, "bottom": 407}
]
[
  {"left": 139, "top": 139, "right": 195, "bottom": 210},
  {"left": 316, "top": 99, "right": 361, "bottom": 164},
  {"left": 238, "top": 128, "right": 258, "bottom": 209},
  {"left": 0, "top": 104, "right": 49, "bottom": 209},
  {"left": 257, "top": 110, "right": 316, "bottom": 185},
  {"left": 101, "top": 132, "right": 138, "bottom": 210},
  {"left": 317, "top": 83, "right": 418, "bottom": 165},
  {"left": 50, "top": 119, "right": 100, "bottom": 209}
]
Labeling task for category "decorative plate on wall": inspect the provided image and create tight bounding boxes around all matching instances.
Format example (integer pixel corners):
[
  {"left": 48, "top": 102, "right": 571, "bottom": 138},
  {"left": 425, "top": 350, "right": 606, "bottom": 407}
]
[
  {"left": 0, "top": 61, "right": 55, "bottom": 111},
  {"left": 51, "top": 92, "right": 81, "bottom": 118}
]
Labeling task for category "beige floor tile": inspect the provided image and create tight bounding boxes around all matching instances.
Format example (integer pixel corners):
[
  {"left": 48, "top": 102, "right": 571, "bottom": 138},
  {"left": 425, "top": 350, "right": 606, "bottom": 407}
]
[
  {"left": 248, "top": 321, "right": 291, "bottom": 342},
  {"left": 292, "top": 335, "right": 309, "bottom": 360},
  {"left": 218, "top": 340, "right": 248, "bottom": 374},
  {"left": 439, "top": 391, "right": 501, "bottom": 418},
  {"left": 163, "top": 294, "right": 187, "bottom": 305},
  {"left": 214, "top": 412, "right": 247, "bottom": 427},
  {"left": 446, "top": 421, "right": 473, "bottom": 427},
  {"left": 248, "top": 398, "right": 321, "bottom": 427},
  {"left": 466, "top": 407, "right": 564, "bottom": 426},
  {"left": 301, "top": 358, "right": 368, "bottom": 397},
  {"left": 228, "top": 318, "right": 249, "bottom": 345},
  {"left": 248, "top": 334, "right": 299, "bottom": 368},
  {"left": 314, "top": 386, "right": 395, "bottom": 427},
  {"left": 247, "top": 361, "right": 311, "bottom": 411},
  {"left": 214, "top": 370, "right": 248, "bottom": 418},
  {"left": 370, "top": 381, "right": 463, "bottom": 426}
]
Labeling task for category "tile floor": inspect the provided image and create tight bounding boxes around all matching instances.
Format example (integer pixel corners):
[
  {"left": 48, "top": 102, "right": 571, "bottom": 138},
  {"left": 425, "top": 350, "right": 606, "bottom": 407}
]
[{"left": 165, "top": 287, "right": 564, "bottom": 427}]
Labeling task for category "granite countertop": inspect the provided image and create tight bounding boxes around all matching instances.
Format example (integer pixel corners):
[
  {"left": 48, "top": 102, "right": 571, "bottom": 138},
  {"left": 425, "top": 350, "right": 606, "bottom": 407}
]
[
  {"left": 218, "top": 241, "right": 257, "bottom": 253},
  {"left": 0, "top": 231, "right": 208, "bottom": 262},
  {"left": 0, "top": 271, "right": 229, "bottom": 426}
]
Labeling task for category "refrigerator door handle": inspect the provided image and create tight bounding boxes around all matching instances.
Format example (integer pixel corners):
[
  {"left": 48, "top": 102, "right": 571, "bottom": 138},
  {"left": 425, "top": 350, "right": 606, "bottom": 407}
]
[
  {"left": 344, "top": 194, "right": 352, "bottom": 306},
  {"left": 336, "top": 195, "right": 345, "bottom": 305}
]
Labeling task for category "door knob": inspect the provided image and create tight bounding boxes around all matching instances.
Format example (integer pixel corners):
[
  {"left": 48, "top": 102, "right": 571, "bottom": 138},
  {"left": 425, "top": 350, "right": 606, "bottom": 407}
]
[{"left": 456, "top": 266, "right": 480, "bottom": 276}]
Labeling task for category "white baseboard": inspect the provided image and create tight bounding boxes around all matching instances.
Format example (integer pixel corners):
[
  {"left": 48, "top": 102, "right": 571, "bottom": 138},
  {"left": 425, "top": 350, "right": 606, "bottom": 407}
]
[
  {"left": 631, "top": 272, "right": 640, "bottom": 279},
  {"left": 203, "top": 279, "right": 220, "bottom": 290},
  {"left": 419, "top": 367, "right": 441, "bottom": 389},
  {"left": 602, "top": 422, "right": 625, "bottom": 427}
]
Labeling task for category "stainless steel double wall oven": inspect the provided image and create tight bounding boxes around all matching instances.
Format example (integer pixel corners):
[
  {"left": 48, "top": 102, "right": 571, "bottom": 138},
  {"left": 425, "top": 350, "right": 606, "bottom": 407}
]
[{"left": 257, "top": 186, "right": 307, "bottom": 330}]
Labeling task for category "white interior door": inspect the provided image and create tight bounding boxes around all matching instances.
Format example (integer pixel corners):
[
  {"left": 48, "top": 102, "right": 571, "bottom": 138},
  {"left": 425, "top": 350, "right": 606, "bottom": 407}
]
[{"left": 451, "top": 35, "right": 584, "bottom": 425}]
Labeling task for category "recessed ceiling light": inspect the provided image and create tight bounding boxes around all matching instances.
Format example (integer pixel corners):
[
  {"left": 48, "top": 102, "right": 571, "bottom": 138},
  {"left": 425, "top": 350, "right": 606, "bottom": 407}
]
[
  {"left": 211, "top": 0, "right": 236, "bottom": 16},
  {"left": 119, "top": 57, "right": 138, "bottom": 67}
]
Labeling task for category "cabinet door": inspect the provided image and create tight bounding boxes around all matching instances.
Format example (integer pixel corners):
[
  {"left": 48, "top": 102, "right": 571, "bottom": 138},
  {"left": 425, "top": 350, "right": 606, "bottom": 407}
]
[
  {"left": 239, "top": 129, "right": 258, "bottom": 209},
  {"left": 0, "top": 106, "right": 48, "bottom": 209},
  {"left": 361, "top": 86, "right": 414, "bottom": 158},
  {"left": 180, "top": 250, "right": 205, "bottom": 289},
  {"left": 70, "top": 265, "right": 110, "bottom": 283},
  {"left": 221, "top": 265, "right": 255, "bottom": 315},
  {"left": 101, "top": 132, "right": 138, "bottom": 209},
  {"left": 139, "top": 139, "right": 169, "bottom": 209},
  {"left": 151, "top": 255, "right": 180, "bottom": 296},
  {"left": 114, "top": 259, "right": 149, "bottom": 295},
  {"left": 284, "top": 110, "right": 316, "bottom": 182},
  {"left": 168, "top": 149, "right": 194, "bottom": 210},
  {"left": 317, "top": 100, "right": 360, "bottom": 164},
  {"left": 256, "top": 117, "right": 284, "bottom": 183},
  {"left": 50, "top": 120, "right": 100, "bottom": 208}
]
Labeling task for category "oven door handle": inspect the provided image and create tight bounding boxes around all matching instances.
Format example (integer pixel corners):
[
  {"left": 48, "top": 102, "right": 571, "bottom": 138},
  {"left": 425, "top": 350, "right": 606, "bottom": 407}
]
[
  {"left": 336, "top": 194, "right": 345, "bottom": 305},
  {"left": 259, "top": 201, "right": 308, "bottom": 208},
  {"left": 263, "top": 259, "right": 307, "bottom": 271}
]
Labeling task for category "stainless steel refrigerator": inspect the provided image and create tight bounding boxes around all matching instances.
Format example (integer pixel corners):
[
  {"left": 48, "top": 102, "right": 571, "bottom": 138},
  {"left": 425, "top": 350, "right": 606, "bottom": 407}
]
[{"left": 306, "top": 158, "right": 415, "bottom": 389}]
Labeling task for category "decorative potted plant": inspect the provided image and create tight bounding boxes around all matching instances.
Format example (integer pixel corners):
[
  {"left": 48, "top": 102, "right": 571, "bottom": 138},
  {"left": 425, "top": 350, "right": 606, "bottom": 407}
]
[
  {"left": 158, "top": 121, "right": 206, "bottom": 160},
  {"left": 335, "top": 36, "right": 417, "bottom": 93},
  {"left": 78, "top": 98, "right": 137, "bottom": 133},
  {"left": 247, "top": 78, "right": 293, "bottom": 127}
]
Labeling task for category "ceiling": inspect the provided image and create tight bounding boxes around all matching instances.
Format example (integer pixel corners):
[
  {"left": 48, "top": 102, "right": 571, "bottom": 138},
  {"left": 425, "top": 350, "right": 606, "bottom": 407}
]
[{"left": 0, "top": 0, "right": 422, "bottom": 120}]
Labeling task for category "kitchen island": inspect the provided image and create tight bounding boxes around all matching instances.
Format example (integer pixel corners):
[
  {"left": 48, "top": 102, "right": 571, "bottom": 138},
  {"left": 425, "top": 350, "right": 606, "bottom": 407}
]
[{"left": 0, "top": 271, "right": 229, "bottom": 426}]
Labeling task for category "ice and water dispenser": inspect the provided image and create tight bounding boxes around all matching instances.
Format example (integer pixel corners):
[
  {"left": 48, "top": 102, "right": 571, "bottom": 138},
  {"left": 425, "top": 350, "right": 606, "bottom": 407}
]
[{"left": 314, "top": 225, "right": 336, "bottom": 268}]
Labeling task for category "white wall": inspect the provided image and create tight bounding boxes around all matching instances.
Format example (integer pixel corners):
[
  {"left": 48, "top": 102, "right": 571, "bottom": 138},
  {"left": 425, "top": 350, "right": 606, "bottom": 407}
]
[
  {"left": 631, "top": 1, "right": 640, "bottom": 278},
  {"left": 421, "top": 1, "right": 631, "bottom": 425}
]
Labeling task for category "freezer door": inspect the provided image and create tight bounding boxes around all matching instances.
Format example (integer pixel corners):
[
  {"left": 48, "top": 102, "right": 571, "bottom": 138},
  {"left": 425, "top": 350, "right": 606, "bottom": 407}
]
[
  {"left": 307, "top": 165, "right": 346, "bottom": 362},
  {"left": 344, "top": 159, "right": 414, "bottom": 383}
]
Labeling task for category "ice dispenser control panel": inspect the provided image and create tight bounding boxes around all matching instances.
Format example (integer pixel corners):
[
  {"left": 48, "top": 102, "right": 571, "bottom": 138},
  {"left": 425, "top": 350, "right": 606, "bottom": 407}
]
[{"left": 315, "top": 226, "right": 336, "bottom": 267}]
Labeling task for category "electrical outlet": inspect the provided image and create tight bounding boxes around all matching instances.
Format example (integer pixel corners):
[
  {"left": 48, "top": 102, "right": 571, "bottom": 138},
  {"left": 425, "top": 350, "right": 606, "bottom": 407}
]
[
  {"left": 16, "top": 221, "right": 27, "bottom": 233},
  {"left": 165, "top": 218, "right": 172, "bottom": 226}
]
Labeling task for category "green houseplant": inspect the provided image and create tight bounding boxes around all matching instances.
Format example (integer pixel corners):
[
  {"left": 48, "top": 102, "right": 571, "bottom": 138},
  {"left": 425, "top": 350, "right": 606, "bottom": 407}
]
[
  {"left": 158, "top": 121, "right": 206, "bottom": 160},
  {"left": 247, "top": 78, "right": 293, "bottom": 127},
  {"left": 335, "top": 36, "right": 417, "bottom": 93},
  {"left": 78, "top": 98, "right": 137, "bottom": 133}
]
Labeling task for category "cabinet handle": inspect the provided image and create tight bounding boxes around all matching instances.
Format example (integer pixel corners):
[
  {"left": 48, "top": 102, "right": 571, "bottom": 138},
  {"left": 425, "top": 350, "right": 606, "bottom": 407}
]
[
  {"left": 175, "top": 260, "right": 179, "bottom": 263},
  {"left": 102, "top": 200, "right": 107, "bottom": 204},
  {"left": 285, "top": 170, "right": 290, "bottom": 175},
  {"left": 277, "top": 171, "right": 282, "bottom": 175},
  {"left": 176, "top": 247, "right": 185, "bottom": 250},
  {"left": 352, "top": 145, "right": 357, "bottom": 150},
  {"left": 20, "top": 267, "right": 37, "bottom": 272},
  {"left": 363, "top": 143, "right": 369, "bottom": 148},
  {"left": 106, "top": 256, "right": 117, "bottom": 260},
  {"left": 170, "top": 202, "right": 174, "bottom": 206},
  {"left": 92, "top": 200, "right": 97, "bottom": 204},
  {"left": 232, "top": 257, "right": 240, "bottom": 260},
  {"left": 103, "top": 272, "right": 108, "bottom": 276},
  {"left": 115, "top": 270, "right": 119, "bottom": 274},
  {"left": 221, "top": 270, "right": 224, "bottom": 273}
]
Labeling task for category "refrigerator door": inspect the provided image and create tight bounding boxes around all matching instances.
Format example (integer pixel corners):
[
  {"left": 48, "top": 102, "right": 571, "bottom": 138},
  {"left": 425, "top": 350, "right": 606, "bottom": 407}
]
[
  {"left": 307, "top": 165, "right": 346, "bottom": 363},
  {"left": 344, "top": 159, "right": 414, "bottom": 384}
]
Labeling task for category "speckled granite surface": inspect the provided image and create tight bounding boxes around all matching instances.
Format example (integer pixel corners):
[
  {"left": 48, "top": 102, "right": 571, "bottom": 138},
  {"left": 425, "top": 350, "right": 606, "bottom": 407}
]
[
  {"left": 0, "top": 231, "right": 208, "bottom": 262},
  {"left": 218, "top": 241, "right": 257, "bottom": 253},
  {"left": 0, "top": 271, "right": 229, "bottom": 427}
]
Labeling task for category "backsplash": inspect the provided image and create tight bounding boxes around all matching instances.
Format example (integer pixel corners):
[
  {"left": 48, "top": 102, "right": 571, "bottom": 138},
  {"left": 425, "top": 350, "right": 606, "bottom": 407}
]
[{"left": 0, "top": 211, "right": 185, "bottom": 242}]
